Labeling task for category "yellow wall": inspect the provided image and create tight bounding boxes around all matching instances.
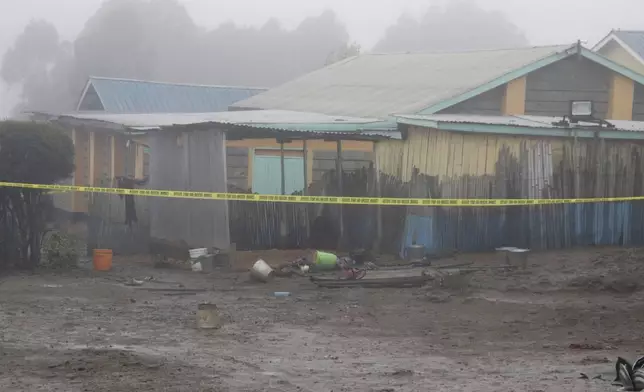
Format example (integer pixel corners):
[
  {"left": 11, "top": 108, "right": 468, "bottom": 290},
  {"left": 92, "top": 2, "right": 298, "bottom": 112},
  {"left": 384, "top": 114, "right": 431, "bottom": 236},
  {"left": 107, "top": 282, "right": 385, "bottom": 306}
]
[
  {"left": 608, "top": 72, "right": 635, "bottom": 120},
  {"left": 502, "top": 77, "right": 526, "bottom": 115},
  {"left": 71, "top": 130, "right": 90, "bottom": 213},
  {"left": 89, "top": 132, "right": 111, "bottom": 186},
  {"left": 597, "top": 40, "right": 644, "bottom": 76}
]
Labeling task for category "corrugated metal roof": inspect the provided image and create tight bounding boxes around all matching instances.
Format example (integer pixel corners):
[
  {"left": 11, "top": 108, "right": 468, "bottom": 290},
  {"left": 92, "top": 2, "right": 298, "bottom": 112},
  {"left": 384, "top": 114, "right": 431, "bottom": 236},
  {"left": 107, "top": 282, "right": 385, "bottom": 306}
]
[
  {"left": 613, "top": 31, "right": 644, "bottom": 60},
  {"left": 231, "top": 45, "right": 573, "bottom": 118},
  {"left": 38, "top": 110, "right": 400, "bottom": 139},
  {"left": 396, "top": 114, "right": 644, "bottom": 141},
  {"left": 79, "top": 77, "right": 267, "bottom": 113},
  {"left": 398, "top": 114, "right": 644, "bottom": 132}
]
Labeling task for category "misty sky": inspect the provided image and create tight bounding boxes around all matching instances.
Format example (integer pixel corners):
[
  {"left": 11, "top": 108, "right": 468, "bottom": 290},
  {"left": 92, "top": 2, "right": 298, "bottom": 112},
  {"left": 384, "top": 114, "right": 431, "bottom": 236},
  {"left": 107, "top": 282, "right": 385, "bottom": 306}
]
[{"left": 1, "top": 0, "right": 644, "bottom": 115}]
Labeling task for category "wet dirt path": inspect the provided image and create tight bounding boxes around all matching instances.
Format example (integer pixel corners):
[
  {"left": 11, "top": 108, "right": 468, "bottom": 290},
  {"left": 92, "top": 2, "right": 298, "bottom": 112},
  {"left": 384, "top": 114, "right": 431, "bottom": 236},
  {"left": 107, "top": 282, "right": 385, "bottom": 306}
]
[{"left": 1, "top": 247, "right": 643, "bottom": 391}]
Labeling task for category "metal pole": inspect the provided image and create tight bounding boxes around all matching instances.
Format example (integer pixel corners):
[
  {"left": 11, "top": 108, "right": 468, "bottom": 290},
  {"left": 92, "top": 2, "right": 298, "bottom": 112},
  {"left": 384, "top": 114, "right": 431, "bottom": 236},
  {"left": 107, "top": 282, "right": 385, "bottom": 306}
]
[
  {"left": 303, "top": 140, "right": 310, "bottom": 242},
  {"left": 302, "top": 140, "right": 308, "bottom": 195},
  {"left": 374, "top": 144, "right": 383, "bottom": 252},
  {"left": 279, "top": 140, "right": 287, "bottom": 248},
  {"left": 280, "top": 140, "right": 286, "bottom": 195},
  {"left": 336, "top": 140, "right": 344, "bottom": 249}
]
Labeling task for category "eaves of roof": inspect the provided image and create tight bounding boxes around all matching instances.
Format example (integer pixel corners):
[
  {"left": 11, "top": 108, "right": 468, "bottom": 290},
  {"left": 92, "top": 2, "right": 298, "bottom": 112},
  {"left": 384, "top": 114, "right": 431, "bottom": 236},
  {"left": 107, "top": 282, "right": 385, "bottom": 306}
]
[
  {"left": 396, "top": 114, "right": 644, "bottom": 141},
  {"left": 593, "top": 30, "right": 644, "bottom": 67},
  {"left": 27, "top": 111, "right": 401, "bottom": 140}
]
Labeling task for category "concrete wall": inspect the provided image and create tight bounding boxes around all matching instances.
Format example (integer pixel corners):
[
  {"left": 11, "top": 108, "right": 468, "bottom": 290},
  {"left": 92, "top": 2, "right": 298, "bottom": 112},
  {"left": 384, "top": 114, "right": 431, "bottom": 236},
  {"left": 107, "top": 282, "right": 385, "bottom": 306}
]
[
  {"left": 149, "top": 129, "right": 230, "bottom": 250},
  {"left": 524, "top": 57, "right": 611, "bottom": 118}
]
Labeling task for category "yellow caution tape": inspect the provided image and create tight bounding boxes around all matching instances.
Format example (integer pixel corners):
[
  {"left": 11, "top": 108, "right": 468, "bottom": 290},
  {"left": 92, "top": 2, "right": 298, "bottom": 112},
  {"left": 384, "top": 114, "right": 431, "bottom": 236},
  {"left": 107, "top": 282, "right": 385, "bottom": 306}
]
[{"left": 0, "top": 181, "right": 642, "bottom": 206}]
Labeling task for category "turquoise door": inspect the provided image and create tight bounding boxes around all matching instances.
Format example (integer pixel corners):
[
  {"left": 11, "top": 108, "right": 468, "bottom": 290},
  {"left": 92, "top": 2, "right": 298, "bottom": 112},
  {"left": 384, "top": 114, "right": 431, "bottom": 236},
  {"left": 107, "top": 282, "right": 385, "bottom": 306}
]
[{"left": 252, "top": 155, "right": 305, "bottom": 195}]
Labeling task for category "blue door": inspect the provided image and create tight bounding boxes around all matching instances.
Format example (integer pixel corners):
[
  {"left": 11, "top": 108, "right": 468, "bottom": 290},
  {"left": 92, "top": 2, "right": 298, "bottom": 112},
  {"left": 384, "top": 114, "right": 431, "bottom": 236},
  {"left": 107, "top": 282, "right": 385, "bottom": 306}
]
[{"left": 252, "top": 154, "right": 305, "bottom": 195}]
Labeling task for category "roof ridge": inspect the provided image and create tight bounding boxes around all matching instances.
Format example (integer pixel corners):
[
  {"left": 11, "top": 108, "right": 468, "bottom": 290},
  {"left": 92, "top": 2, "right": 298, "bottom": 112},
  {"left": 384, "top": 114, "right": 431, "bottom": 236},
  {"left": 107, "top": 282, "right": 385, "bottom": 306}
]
[
  {"left": 88, "top": 76, "right": 268, "bottom": 91},
  {"left": 614, "top": 29, "right": 644, "bottom": 34},
  {"left": 365, "top": 43, "right": 575, "bottom": 56}
]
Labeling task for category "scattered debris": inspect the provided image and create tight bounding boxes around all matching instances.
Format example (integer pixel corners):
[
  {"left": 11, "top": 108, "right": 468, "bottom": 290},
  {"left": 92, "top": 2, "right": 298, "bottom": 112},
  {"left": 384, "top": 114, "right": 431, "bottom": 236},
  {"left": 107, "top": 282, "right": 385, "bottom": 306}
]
[
  {"left": 496, "top": 247, "right": 531, "bottom": 269},
  {"left": 189, "top": 248, "right": 208, "bottom": 259},
  {"left": 138, "top": 288, "right": 207, "bottom": 293},
  {"left": 153, "top": 255, "right": 190, "bottom": 270},
  {"left": 337, "top": 257, "right": 367, "bottom": 280},
  {"left": 250, "top": 259, "right": 274, "bottom": 282},
  {"left": 124, "top": 278, "right": 144, "bottom": 287},
  {"left": 568, "top": 274, "right": 642, "bottom": 294},
  {"left": 163, "top": 292, "right": 198, "bottom": 296},
  {"left": 405, "top": 244, "right": 426, "bottom": 263},
  {"left": 274, "top": 292, "right": 291, "bottom": 297},
  {"left": 190, "top": 248, "right": 220, "bottom": 273},
  {"left": 311, "top": 275, "right": 431, "bottom": 289},
  {"left": 364, "top": 262, "right": 379, "bottom": 270},
  {"left": 434, "top": 262, "right": 474, "bottom": 269},
  {"left": 391, "top": 369, "right": 414, "bottom": 377},
  {"left": 569, "top": 342, "right": 614, "bottom": 351},
  {"left": 273, "top": 252, "right": 370, "bottom": 280},
  {"left": 196, "top": 303, "right": 222, "bottom": 330},
  {"left": 425, "top": 291, "right": 452, "bottom": 303},
  {"left": 579, "top": 356, "right": 611, "bottom": 365}
]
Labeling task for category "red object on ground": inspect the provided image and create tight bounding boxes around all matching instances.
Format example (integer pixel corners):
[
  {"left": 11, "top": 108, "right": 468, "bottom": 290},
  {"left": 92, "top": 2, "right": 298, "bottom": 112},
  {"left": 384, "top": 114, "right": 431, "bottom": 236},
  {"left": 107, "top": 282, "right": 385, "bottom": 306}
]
[{"left": 343, "top": 268, "right": 367, "bottom": 280}]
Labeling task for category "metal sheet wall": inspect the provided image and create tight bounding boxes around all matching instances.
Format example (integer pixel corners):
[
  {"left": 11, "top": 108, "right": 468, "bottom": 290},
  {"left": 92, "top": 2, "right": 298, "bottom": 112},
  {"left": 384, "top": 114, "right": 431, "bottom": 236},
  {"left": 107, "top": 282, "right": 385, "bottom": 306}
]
[
  {"left": 149, "top": 129, "right": 230, "bottom": 249},
  {"left": 376, "top": 126, "right": 644, "bottom": 252}
]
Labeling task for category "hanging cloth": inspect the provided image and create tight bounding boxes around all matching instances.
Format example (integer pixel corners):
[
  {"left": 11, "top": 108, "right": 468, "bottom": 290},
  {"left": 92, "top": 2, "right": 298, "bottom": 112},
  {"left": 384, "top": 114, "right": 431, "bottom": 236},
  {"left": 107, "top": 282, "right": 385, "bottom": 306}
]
[{"left": 116, "top": 176, "right": 149, "bottom": 227}]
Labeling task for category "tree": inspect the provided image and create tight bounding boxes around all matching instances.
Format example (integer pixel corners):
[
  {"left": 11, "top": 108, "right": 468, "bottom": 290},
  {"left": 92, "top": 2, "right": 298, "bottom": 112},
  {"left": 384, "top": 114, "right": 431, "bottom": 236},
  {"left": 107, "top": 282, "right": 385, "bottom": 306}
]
[
  {"left": 375, "top": 0, "right": 528, "bottom": 53},
  {"left": 326, "top": 43, "right": 361, "bottom": 65},
  {"left": 0, "top": 121, "right": 74, "bottom": 268},
  {"left": 1, "top": 20, "right": 74, "bottom": 112},
  {"left": 2, "top": 0, "right": 354, "bottom": 113}
]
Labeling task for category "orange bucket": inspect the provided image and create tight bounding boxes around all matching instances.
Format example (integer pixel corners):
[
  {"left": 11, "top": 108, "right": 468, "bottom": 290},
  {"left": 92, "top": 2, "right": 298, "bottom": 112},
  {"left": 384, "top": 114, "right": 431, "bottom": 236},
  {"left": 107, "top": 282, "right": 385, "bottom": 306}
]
[{"left": 93, "top": 249, "right": 113, "bottom": 271}]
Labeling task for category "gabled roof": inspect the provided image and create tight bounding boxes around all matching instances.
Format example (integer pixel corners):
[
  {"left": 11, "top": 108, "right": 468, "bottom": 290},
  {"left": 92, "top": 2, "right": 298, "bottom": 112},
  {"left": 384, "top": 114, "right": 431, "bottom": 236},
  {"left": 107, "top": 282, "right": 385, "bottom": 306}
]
[
  {"left": 232, "top": 45, "right": 571, "bottom": 118},
  {"left": 232, "top": 43, "right": 644, "bottom": 118},
  {"left": 593, "top": 30, "right": 644, "bottom": 66},
  {"left": 76, "top": 76, "right": 267, "bottom": 114}
]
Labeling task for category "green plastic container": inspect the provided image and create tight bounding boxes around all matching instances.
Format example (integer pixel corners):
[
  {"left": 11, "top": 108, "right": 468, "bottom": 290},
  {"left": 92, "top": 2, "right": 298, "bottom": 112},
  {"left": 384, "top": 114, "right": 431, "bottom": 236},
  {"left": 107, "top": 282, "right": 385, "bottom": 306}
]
[{"left": 311, "top": 250, "right": 338, "bottom": 270}]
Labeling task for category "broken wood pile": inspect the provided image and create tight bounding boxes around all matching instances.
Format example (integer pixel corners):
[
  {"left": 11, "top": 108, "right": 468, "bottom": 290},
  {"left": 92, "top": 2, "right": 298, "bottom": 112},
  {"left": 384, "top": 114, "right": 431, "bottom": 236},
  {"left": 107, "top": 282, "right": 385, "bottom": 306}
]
[{"left": 310, "top": 275, "right": 431, "bottom": 289}]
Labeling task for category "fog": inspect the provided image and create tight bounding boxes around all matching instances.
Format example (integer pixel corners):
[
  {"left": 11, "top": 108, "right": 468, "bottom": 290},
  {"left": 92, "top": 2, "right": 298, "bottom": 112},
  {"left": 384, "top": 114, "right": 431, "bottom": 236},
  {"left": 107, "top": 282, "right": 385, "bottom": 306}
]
[{"left": 1, "top": 0, "right": 643, "bottom": 116}]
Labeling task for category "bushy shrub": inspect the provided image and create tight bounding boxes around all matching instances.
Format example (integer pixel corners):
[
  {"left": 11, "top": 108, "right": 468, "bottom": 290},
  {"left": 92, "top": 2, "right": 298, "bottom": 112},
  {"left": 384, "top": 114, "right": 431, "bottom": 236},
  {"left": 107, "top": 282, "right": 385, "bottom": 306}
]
[
  {"left": 0, "top": 121, "right": 74, "bottom": 183},
  {"left": 0, "top": 121, "right": 75, "bottom": 268},
  {"left": 41, "top": 231, "right": 80, "bottom": 269}
]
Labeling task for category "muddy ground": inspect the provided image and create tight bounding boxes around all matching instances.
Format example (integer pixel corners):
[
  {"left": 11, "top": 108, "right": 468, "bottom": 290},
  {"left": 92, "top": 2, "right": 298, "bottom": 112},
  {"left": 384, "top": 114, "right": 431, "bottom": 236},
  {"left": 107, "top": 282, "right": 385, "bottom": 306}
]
[{"left": 1, "top": 247, "right": 644, "bottom": 391}]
